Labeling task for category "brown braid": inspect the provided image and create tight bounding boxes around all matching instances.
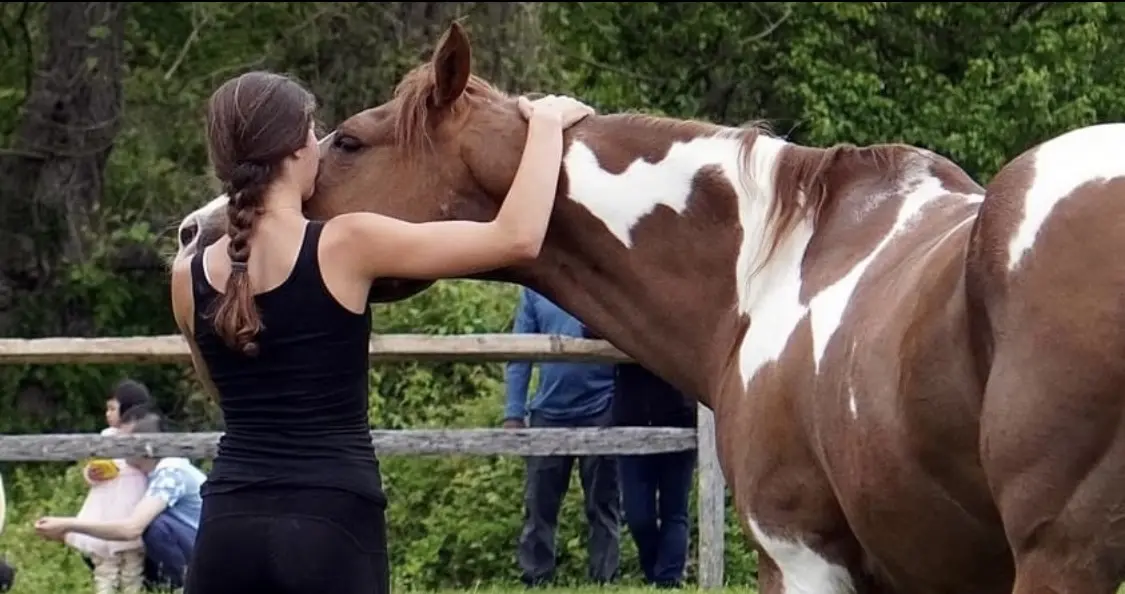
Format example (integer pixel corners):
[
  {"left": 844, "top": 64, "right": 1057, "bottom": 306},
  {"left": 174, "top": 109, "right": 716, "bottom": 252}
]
[
  {"left": 209, "top": 160, "right": 272, "bottom": 356},
  {"left": 203, "top": 70, "right": 315, "bottom": 358}
]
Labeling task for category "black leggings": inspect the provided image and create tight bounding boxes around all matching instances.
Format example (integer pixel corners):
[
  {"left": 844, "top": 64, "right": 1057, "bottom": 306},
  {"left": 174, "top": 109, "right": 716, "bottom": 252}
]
[{"left": 184, "top": 487, "right": 389, "bottom": 594}]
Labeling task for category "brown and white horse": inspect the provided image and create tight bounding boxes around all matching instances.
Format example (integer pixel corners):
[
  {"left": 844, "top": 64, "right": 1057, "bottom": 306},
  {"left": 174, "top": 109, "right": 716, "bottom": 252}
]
[{"left": 176, "top": 23, "right": 1125, "bottom": 594}]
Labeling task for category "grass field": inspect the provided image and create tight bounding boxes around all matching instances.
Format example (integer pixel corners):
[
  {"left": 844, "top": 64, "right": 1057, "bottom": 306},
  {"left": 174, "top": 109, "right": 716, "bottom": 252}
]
[
  {"left": 411, "top": 585, "right": 756, "bottom": 589},
  {"left": 9, "top": 585, "right": 759, "bottom": 594}
]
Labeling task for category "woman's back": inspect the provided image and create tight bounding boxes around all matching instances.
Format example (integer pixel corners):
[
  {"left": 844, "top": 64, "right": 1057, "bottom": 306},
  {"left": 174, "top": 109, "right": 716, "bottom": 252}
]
[{"left": 190, "top": 221, "right": 383, "bottom": 503}]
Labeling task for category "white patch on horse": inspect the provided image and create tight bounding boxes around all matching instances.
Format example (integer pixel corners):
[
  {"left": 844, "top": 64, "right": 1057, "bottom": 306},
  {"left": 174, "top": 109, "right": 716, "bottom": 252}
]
[
  {"left": 731, "top": 136, "right": 816, "bottom": 386},
  {"left": 807, "top": 159, "right": 956, "bottom": 372},
  {"left": 1008, "top": 123, "right": 1125, "bottom": 272},
  {"left": 847, "top": 383, "right": 858, "bottom": 420},
  {"left": 563, "top": 132, "right": 744, "bottom": 248},
  {"left": 748, "top": 516, "right": 856, "bottom": 594}
]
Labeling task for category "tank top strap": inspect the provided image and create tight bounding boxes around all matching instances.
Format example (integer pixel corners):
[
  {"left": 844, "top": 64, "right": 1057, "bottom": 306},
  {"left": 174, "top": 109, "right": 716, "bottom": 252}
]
[
  {"left": 294, "top": 220, "right": 325, "bottom": 275},
  {"left": 190, "top": 247, "right": 214, "bottom": 307}
]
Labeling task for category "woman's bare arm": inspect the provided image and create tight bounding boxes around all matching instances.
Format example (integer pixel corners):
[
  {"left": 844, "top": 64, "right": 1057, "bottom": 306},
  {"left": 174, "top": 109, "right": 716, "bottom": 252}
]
[{"left": 170, "top": 256, "right": 222, "bottom": 399}]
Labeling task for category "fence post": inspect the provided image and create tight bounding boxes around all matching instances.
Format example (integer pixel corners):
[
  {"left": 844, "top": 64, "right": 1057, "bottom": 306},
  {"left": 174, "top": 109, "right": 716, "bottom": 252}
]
[{"left": 696, "top": 403, "right": 725, "bottom": 589}]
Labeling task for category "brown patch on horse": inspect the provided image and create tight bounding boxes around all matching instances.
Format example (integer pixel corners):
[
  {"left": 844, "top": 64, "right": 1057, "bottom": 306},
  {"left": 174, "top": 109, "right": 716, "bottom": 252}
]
[
  {"left": 802, "top": 148, "right": 982, "bottom": 300},
  {"left": 575, "top": 113, "right": 724, "bottom": 175},
  {"left": 515, "top": 157, "right": 745, "bottom": 401}
]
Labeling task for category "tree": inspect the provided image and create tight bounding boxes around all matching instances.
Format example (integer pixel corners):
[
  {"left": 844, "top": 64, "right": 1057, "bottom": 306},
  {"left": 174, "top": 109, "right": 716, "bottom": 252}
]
[{"left": 0, "top": 2, "right": 125, "bottom": 338}]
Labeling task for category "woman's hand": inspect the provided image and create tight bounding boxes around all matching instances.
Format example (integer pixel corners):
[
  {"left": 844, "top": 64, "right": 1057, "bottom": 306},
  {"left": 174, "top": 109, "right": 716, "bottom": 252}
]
[{"left": 518, "top": 94, "right": 595, "bottom": 129}]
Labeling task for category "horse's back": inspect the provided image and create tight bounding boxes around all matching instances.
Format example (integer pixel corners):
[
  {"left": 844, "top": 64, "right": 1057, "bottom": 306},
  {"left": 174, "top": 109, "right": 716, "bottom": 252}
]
[{"left": 967, "top": 122, "right": 1125, "bottom": 593}]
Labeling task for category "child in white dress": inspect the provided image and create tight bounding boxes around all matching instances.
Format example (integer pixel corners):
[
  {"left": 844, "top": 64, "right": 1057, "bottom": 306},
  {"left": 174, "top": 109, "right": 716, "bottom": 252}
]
[{"left": 64, "top": 380, "right": 152, "bottom": 594}]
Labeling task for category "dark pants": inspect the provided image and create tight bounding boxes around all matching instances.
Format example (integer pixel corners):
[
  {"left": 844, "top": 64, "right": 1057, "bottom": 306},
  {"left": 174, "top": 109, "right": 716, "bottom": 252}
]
[
  {"left": 0, "top": 558, "right": 13, "bottom": 592},
  {"left": 184, "top": 487, "right": 388, "bottom": 594},
  {"left": 519, "top": 407, "right": 621, "bottom": 586},
  {"left": 81, "top": 511, "right": 196, "bottom": 591},
  {"left": 143, "top": 511, "right": 197, "bottom": 589},
  {"left": 618, "top": 449, "right": 696, "bottom": 587}
]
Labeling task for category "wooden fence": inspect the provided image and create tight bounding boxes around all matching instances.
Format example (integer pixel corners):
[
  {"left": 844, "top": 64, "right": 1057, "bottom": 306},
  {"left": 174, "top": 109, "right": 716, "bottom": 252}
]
[{"left": 0, "top": 335, "right": 728, "bottom": 588}]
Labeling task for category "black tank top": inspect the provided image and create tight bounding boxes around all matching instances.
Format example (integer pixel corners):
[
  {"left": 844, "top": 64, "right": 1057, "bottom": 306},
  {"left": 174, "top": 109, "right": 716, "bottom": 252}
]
[{"left": 190, "top": 221, "right": 384, "bottom": 505}]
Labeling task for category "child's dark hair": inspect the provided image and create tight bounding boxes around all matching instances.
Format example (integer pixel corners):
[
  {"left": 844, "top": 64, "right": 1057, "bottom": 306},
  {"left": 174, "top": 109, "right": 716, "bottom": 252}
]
[
  {"left": 119, "top": 404, "right": 162, "bottom": 432},
  {"left": 111, "top": 379, "right": 152, "bottom": 417}
]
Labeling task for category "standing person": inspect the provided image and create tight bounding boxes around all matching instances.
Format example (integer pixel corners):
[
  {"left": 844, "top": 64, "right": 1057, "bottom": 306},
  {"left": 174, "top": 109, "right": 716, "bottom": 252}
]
[
  {"left": 165, "top": 71, "right": 594, "bottom": 594},
  {"left": 504, "top": 288, "right": 621, "bottom": 587},
  {"left": 63, "top": 379, "right": 153, "bottom": 594},
  {"left": 35, "top": 407, "right": 206, "bottom": 592},
  {"left": 613, "top": 363, "right": 697, "bottom": 589}
]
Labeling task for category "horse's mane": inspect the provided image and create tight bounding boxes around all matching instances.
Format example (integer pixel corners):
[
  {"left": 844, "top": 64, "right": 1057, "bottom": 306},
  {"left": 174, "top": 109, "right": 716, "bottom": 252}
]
[
  {"left": 392, "top": 62, "right": 503, "bottom": 157},
  {"left": 391, "top": 62, "right": 905, "bottom": 267},
  {"left": 751, "top": 128, "right": 905, "bottom": 266}
]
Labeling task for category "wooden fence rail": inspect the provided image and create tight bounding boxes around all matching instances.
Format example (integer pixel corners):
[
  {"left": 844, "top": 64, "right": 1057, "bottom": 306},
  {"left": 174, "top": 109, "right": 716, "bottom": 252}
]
[
  {"left": 0, "top": 334, "right": 630, "bottom": 365},
  {"left": 0, "top": 335, "right": 728, "bottom": 589}
]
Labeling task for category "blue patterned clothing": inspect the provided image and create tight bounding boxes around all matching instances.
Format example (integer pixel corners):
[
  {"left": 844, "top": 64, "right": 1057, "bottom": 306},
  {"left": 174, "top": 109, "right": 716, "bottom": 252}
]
[{"left": 144, "top": 458, "right": 206, "bottom": 531}]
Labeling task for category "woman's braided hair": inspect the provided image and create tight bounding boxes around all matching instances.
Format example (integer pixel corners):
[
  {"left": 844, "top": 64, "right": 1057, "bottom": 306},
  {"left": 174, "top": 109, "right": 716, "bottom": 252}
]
[{"left": 204, "top": 71, "right": 315, "bottom": 357}]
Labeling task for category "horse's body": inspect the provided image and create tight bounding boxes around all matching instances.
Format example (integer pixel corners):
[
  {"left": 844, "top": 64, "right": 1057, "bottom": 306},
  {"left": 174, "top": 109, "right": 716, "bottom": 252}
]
[{"left": 175, "top": 24, "right": 1125, "bottom": 594}]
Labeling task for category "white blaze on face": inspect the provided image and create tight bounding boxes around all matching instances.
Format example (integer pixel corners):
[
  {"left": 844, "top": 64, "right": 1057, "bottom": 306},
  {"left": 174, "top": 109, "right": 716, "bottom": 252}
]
[
  {"left": 1007, "top": 122, "right": 1125, "bottom": 273},
  {"left": 176, "top": 194, "right": 227, "bottom": 261},
  {"left": 317, "top": 130, "right": 337, "bottom": 154}
]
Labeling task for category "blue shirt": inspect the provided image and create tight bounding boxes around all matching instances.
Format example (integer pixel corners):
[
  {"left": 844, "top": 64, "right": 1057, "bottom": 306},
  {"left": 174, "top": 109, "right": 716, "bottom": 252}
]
[
  {"left": 145, "top": 457, "right": 207, "bottom": 531},
  {"left": 504, "top": 289, "right": 615, "bottom": 421}
]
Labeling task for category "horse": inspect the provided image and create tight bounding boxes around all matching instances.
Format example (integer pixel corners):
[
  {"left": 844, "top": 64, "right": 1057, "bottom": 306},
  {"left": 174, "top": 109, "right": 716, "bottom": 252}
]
[{"left": 175, "top": 22, "right": 1125, "bottom": 594}]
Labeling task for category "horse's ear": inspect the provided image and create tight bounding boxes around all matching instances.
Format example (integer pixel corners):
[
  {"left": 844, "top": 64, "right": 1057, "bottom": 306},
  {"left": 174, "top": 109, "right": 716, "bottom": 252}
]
[{"left": 430, "top": 21, "right": 471, "bottom": 109}]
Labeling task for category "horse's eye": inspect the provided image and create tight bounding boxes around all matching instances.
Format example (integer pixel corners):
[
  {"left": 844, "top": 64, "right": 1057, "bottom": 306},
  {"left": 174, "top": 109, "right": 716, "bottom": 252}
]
[{"left": 332, "top": 134, "right": 364, "bottom": 154}]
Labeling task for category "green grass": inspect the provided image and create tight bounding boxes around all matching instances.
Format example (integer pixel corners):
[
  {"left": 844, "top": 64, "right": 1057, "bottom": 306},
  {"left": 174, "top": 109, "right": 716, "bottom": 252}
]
[
  {"left": 9, "top": 587, "right": 756, "bottom": 594},
  {"left": 9, "top": 582, "right": 757, "bottom": 594}
]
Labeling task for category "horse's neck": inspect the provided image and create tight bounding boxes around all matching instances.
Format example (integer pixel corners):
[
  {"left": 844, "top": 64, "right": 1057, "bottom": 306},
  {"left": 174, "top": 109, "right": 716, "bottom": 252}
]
[{"left": 510, "top": 120, "right": 809, "bottom": 402}]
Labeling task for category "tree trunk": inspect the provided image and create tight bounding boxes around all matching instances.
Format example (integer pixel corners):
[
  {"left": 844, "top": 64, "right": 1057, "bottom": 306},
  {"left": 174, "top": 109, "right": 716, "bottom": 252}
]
[{"left": 0, "top": 2, "right": 126, "bottom": 338}]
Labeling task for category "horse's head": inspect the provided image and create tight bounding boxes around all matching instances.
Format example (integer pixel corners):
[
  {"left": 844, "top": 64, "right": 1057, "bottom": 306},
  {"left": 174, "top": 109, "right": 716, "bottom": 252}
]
[
  {"left": 307, "top": 22, "right": 526, "bottom": 236},
  {"left": 173, "top": 140, "right": 434, "bottom": 303}
]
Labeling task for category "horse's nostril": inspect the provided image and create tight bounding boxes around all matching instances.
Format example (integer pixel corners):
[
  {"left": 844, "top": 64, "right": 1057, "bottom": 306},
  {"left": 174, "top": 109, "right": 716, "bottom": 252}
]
[{"left": 179, "top": 222, "right": 198, "bottom": 247}]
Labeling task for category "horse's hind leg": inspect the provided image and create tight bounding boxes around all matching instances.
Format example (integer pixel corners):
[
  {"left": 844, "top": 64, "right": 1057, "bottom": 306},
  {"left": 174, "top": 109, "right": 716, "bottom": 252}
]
[
  {"left": 965, "top": 124, "right": 1125, "bottom": 593},
  {"left": 979, "top": 341, "right": 1125, "bottom": 594}
]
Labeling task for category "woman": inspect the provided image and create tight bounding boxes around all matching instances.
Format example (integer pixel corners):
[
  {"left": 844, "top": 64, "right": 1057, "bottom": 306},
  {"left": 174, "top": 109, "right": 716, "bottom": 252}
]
[{"left": 169, "top": 70, "right": 593, "bottom": 594}]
